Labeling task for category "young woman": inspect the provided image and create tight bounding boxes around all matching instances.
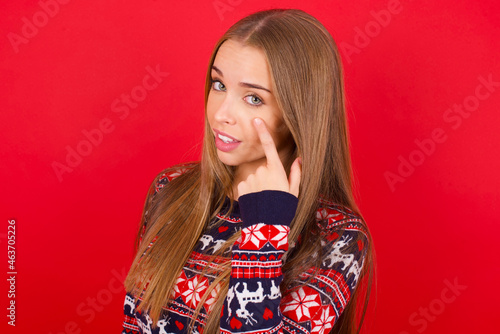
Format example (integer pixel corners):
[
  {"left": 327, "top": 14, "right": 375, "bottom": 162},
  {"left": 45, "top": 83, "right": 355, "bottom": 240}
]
[{"left": 122, "top": 8, "right": 374, "bottom": 334}]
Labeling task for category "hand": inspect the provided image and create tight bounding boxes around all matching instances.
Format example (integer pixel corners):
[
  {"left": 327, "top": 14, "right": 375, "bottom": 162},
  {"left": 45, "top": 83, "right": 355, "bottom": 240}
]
[{"left": 237, "top": 118, "right": 301, "bottom": 198}]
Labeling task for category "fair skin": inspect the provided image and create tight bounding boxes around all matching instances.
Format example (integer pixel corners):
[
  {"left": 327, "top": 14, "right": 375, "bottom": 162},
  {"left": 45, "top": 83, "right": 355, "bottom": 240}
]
[{"left": 206, "top": 39, "right": 301, "bottom": 200}]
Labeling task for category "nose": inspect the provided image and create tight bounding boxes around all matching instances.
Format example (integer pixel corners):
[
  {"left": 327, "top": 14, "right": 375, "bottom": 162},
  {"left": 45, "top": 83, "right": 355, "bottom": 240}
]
[{"left": 213, "top": 95, "right": 236, "bottom": 125}]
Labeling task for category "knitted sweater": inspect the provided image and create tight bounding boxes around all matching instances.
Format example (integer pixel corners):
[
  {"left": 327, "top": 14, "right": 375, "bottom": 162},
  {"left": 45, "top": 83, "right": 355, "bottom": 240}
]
[{"left": 122, "top": 166, "right": 369, "bottom": 334}]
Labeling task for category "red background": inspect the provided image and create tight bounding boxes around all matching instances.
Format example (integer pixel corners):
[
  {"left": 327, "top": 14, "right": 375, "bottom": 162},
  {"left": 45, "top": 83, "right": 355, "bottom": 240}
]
[{"left": 1, "top": 0, "right": 499, "bottom": 333}]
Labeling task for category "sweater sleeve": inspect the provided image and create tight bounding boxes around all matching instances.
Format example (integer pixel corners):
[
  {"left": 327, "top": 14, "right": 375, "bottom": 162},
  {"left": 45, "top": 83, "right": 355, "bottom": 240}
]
[
  {"left": 220, "top": 192, "right": 369, "bottom": 334},
  {"left": 220, "top": 190, "right": 298, "bottom": 333},
  {"left": 121, "top": 165, "right": 193, "bottom": 333}
]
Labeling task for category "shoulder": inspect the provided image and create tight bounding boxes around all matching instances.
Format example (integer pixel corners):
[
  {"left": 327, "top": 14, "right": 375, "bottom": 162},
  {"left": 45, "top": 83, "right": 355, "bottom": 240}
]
[
  {"left": 315, "top": 197, "right": 368, "bottom": 235},
  {"left": 314, "top": 197, "right": 370, "bottom": 264},
  {"left": 151, "top": 162, "right": 199, "bottom": 195},
  {"left": 312, "top": 198, "right": 371, "bottom": 289},
  {"left": 138, "top": 162, "right": 198, "bottom": 242}
]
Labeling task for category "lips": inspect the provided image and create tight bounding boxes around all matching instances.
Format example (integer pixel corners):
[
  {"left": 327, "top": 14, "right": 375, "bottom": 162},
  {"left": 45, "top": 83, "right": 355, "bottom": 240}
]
[{"left": 213, "top": 129, "right": 241, "bottom": 152}]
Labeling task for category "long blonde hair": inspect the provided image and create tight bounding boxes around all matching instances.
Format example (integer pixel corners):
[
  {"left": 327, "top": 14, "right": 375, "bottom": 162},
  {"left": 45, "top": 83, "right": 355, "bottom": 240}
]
[{"left": 125, "top": 8, "right": 375, "bottom": 333}]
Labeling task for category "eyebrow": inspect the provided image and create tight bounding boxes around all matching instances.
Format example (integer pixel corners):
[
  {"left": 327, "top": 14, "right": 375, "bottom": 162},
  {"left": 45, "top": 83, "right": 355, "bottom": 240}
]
[{"left": 212, "top": 65, "right": 272, "bottom": 93}]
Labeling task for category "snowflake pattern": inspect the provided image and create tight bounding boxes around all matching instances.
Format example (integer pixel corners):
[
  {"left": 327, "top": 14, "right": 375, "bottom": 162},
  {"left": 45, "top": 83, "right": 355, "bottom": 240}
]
[
  {"left": 240, "top": 223, "right": 268, "bottom": 249},
  {"left": 311, "top": 306, "right": 335, "bottom": 334},
  {"left": 181, "top": 275, "right": 208, "bottom": 308},
  {"left": 316, "top": 207, "right": 345, "bottom": 226},
  {"left": 204, "top": 282, "right": 221, "bottom": 313},
  {"left": 269, "top": 225, "right": 289, "bottom": 250},
  {"left": 165, "top": 168, "right": 191, "bottom": 181},
  {"left": 281, "top": 286, "right": 321, "bottom": 322},
  {"left": 171, "top": 270, "right": 187, "bottom": 299}
]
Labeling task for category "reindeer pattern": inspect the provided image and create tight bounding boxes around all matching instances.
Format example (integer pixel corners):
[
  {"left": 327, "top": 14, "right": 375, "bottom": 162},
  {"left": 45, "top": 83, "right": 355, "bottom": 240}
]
[
  {"left": 225, "top": 280, "right": 281, "bottom": 326},
  {"left": 321, "top": 233, "right": 365, "bottom": 287}
]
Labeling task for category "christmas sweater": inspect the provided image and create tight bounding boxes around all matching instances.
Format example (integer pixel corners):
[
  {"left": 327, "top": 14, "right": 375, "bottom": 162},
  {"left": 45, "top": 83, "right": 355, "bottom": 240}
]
[{"left": 122, "top": 166, "right": 369, "bottom": 334}]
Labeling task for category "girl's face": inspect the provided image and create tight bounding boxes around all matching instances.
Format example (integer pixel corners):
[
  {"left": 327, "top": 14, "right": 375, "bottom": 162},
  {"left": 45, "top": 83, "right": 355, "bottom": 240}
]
[{"left": 207, "top": 39, "right": 294, "bottom": 173}]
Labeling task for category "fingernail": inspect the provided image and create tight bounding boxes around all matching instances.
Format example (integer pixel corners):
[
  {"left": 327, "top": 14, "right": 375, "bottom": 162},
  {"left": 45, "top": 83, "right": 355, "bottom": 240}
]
[
  {"left": 254, "top": 118, "right": 262, "bottom": 125},
  {"left": 298, "top": 157, "right": 302, "bottom": 165}
]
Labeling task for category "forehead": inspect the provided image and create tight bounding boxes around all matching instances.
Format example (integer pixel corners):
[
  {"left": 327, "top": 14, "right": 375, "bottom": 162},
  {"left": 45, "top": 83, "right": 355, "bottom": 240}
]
[{"left": 213, "top": 39, "right": 271, "bottom": 85}]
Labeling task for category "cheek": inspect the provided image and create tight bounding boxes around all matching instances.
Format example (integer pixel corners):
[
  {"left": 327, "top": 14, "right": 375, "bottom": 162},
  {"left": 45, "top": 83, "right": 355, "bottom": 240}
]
[
  {"left": 270, "top": 119, "right": 289, "bottom": 141},
  {"left": 275, "top": 121, "right": 288, "bottom": 135},
  {"left": 242, "top": 119, "right": 259, "bottom": 144}
]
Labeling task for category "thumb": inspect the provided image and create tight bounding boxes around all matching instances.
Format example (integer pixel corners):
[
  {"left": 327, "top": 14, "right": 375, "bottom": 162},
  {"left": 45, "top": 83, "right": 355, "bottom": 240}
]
[{"left": 288, "top": 157, "right": 302, "bottom": 198}]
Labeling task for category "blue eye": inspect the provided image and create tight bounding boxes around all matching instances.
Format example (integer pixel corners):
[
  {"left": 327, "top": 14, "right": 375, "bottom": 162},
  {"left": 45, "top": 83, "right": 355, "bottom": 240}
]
[
  {"left": 210, "top": 78, "right": 263, "bottom": 107},
  {"left": 211, "top": 79, "right": 226, "bottom": 91},
  {"left": 244, "top": 95, "right": 263, "bottom": 107}
]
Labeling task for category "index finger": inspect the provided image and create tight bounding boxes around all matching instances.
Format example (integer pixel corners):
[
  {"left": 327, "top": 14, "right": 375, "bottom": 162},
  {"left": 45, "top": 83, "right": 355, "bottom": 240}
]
[{"left": 253, "top": 118, "right": 282, "bottom": 167}]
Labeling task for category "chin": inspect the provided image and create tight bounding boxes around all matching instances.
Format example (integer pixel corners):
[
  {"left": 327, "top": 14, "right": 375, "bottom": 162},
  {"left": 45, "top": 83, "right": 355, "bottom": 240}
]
[{"left": 216, "top": 151, "right": 240, "bottom": 167}]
